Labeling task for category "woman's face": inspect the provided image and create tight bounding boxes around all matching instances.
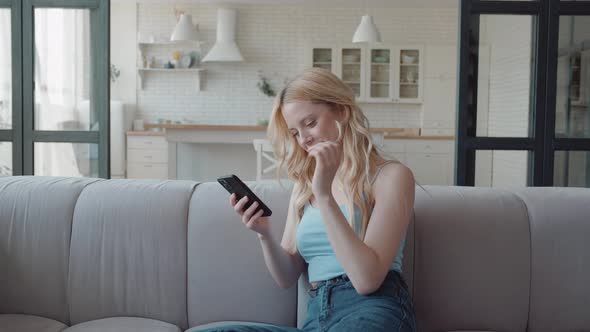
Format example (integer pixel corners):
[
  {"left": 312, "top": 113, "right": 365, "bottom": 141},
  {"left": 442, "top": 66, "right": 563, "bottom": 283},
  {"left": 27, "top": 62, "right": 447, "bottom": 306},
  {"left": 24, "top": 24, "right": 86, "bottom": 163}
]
[{"left": 282, "top": 101, "right": 342, "bottom": 153}]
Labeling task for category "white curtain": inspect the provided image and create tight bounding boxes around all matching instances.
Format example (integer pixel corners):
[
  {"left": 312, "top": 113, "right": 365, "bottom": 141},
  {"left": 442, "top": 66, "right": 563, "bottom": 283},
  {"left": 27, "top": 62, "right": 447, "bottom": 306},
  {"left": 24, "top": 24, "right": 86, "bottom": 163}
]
[
  {"left": 33, "top": 8, "right": 90, "bottom": 176},
  {"left": 0, "top": 9, "right": 11, "bottom": 175}
]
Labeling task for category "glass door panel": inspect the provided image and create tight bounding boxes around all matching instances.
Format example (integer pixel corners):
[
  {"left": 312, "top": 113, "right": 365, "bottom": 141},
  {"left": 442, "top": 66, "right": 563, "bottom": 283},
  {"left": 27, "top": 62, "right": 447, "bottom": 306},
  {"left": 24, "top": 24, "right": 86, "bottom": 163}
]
[
  {"left": 34, "top": 142, "right": 98, "bottom": 177},
  {"left": 341, "top": 48, "right": 362, "bottom": 98},
  {"left": 476, "top": 15, "right": 534, "bottom": 138},
  {"left": 399, "top": 49, "right": 420, "bottom": 99},
  {"left": 0, "top": 142, "right": 11, "bottom": 176},
  {"left": 312, "top": 48, "right": 333, "bottom": 72},
  {"left": 34, "top": 8, "right": 94, "bottom": 132},
  {"left": 554, "top": 151, "right": 590, "bottom": 187},
  {"left": 0, "top": 8, "right": 12, "bottom": 176},
  {"left": 0, "top": 8, "right": 11, "bottom": 130},
  {"left": 369, "top": 49, "right": 391, "bottom": 99},
  {"left": 555, "top": 16, "right": 590, "bottom": 138}
]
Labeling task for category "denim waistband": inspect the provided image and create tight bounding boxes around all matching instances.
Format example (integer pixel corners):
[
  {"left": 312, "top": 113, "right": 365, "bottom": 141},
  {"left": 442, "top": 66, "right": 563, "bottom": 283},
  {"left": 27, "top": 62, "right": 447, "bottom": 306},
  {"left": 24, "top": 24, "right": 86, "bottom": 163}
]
[{"left": 308, "top": 270, "right": 403, "bottom": 296}]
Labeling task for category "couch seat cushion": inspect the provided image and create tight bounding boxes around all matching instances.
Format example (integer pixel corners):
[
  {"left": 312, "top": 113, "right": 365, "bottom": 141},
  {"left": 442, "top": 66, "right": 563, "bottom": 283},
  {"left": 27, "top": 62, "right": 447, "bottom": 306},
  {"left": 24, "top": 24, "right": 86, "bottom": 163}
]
[
  {"left": 186, "top": 321, "right": 298, "bottom": 332},
  {"left": 63, "top": 317, "right": 180, "bottom": 332},
  {"left": 0, "top": 314, "right": 67, "bottom": 332}
]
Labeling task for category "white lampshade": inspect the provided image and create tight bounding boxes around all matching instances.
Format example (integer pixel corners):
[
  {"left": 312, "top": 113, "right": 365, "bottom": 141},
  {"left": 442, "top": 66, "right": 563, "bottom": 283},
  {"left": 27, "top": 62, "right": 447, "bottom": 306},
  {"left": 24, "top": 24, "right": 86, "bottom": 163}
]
[
  {"left": 352, "top": 15, "right": 382, "bottom": 43},
  {"left": 171, "top": 14, "right": 200, "bottom": 42}
]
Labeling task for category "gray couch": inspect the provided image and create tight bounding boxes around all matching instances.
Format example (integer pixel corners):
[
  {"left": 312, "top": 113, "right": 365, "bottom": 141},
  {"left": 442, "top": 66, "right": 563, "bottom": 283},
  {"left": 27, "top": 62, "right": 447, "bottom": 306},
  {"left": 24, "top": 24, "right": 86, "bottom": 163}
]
[{"left": 0, "top": 176, "right": 589, "bottom": 332}]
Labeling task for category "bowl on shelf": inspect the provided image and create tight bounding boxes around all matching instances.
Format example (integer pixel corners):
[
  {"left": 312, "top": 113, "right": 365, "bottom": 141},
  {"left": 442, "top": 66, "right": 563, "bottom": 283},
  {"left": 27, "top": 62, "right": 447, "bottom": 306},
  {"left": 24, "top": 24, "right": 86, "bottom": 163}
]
[
  {"left": 373, "top": 56, "right": 389, "bottom": 63},
  {"left": 402, "top": 55, "right": 416, "bottom": 64},
  {"left": 343, "top": 54, "right": 360, "bottom": 62}
]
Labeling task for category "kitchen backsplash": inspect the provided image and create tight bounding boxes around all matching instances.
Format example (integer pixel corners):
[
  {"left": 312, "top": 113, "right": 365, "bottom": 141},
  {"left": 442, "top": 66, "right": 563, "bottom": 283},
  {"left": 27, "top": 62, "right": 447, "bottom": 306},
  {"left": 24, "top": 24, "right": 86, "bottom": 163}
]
[{"left": 129, "top": 4, "right": 458, "bottom": 127}]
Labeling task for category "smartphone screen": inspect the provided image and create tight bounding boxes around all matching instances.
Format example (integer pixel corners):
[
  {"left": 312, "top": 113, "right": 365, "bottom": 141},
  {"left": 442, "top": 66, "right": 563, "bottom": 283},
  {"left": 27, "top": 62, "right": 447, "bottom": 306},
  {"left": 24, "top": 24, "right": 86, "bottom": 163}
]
[{"left": 217, "top": 174, "right": 273, "bottom": 217}]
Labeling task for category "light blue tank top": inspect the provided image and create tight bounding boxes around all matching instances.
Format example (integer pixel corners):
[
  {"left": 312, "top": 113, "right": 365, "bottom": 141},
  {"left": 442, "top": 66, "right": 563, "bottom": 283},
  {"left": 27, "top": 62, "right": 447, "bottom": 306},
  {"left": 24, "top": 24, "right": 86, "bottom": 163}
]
[{"left": 295, "top": 201, "right": 406, "bottom": 283}]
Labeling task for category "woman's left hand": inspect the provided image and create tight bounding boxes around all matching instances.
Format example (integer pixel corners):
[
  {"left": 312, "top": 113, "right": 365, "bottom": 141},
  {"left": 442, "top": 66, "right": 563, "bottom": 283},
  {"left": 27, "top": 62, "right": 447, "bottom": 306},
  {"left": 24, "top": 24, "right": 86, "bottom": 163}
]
[{"left": 308, "top": 140, "right": 343, "bottom": 198}]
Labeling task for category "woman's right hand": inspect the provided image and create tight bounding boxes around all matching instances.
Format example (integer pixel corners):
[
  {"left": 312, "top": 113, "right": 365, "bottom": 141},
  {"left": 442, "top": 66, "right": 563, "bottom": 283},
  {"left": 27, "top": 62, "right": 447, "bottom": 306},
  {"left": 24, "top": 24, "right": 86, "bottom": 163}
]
[{"left": 230, "top": 193, "right": 271, "bottom": 238}]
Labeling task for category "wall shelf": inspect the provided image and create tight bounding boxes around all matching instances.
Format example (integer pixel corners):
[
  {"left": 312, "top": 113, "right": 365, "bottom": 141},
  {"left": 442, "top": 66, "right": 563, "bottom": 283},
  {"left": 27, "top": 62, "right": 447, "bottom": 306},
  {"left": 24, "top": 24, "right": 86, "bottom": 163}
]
[{"left": 137, "top": 68, "right": 206, "bottom": 92}]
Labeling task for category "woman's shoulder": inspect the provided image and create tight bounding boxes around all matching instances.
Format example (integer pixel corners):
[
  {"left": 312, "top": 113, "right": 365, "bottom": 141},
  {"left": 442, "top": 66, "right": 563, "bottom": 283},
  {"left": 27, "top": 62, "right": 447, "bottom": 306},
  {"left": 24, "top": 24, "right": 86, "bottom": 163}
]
[
  {"left": 371, "top": 159, "right": 414, "bottom": 183},
  {"left": 370, "top": 160, "right": 415, "bottom": 196}
]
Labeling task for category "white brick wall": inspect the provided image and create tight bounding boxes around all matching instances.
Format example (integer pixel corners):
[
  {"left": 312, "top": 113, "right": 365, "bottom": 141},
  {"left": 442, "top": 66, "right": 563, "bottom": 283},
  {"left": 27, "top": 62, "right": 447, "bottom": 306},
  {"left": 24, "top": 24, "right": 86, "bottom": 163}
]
[{"left": 134, "top": 4, "right": 458, "bottom": 127}]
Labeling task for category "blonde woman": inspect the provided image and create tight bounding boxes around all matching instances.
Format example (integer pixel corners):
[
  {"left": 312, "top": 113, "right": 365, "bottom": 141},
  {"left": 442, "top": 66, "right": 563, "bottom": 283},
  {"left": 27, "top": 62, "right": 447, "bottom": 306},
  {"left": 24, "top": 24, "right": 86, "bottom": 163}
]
[{"left": 199, "top": 68, "right": 416, "bottom": 332}]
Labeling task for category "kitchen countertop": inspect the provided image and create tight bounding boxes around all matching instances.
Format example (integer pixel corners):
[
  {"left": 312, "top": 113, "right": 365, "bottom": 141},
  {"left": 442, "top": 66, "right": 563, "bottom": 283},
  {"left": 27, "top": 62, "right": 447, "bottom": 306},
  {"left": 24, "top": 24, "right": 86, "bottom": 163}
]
[
  {"left": 133, "top": 124, "right": 454, "bottom": 140},
  {"left": 126, "top": 131, "right": 165, "bottom": 136}
]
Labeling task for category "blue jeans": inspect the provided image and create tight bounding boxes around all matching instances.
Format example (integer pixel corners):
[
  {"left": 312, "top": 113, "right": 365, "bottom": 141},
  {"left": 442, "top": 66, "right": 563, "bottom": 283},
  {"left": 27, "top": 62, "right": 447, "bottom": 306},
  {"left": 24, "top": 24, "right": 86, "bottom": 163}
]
[{"left": 192, "top": 270, "right": 416, "bottom": 332}]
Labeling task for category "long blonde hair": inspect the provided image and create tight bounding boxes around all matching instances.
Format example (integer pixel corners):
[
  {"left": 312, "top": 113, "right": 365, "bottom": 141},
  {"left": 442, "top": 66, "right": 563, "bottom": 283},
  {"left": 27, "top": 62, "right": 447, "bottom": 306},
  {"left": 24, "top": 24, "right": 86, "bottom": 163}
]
[{"left": 267, "top": 67, "right": 385, "bottom": 254}]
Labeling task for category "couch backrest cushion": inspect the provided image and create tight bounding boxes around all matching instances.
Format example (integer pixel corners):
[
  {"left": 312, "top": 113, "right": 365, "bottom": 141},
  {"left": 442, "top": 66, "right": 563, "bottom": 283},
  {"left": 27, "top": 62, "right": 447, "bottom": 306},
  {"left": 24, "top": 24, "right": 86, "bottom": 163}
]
[
  {"left": 187, "top": 180, "right": 296, "bottom": 328},
  {"left": 68, "top": 180, "right": 197, "bottom": 330},
  {"left": 0, "top": 177, "right": 100, "bottom": 324},
  {"left": 515, "top": 188, "right": 590, "bottom": 332},
  {"left": 412, "top": 186, "right": 531, "bottom": 332}
]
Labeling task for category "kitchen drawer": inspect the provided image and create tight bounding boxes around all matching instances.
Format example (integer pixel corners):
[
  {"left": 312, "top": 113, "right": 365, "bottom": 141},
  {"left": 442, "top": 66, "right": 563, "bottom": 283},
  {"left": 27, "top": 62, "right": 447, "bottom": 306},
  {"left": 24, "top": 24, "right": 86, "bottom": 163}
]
[
  {"left": 128, "top": 149, "right": 168, "bottom": 163},
  {"left": 381, "top": 140, "right": 406, "bottom": 153},
  {"left": 127, "top": 136, "right": 168, "bottom": 150},
  {"left": 127, "top": 163, "right": 168, "bottom": 180},
  {"left": 405, "top": 153, "right": 452, "bottom": 185},
  {"left": 405, "top": 140, "right": 453, "bottom": 154}
]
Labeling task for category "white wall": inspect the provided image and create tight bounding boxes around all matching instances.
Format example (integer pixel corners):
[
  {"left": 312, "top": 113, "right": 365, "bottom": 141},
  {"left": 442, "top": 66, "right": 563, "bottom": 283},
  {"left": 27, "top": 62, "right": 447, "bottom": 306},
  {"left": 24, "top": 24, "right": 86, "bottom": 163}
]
[
  {"left": 111, "top": 2, "right": 137, "bottom": 106},
  {"left": 127, "top": 4, "right": 458, "bottom": 128}
]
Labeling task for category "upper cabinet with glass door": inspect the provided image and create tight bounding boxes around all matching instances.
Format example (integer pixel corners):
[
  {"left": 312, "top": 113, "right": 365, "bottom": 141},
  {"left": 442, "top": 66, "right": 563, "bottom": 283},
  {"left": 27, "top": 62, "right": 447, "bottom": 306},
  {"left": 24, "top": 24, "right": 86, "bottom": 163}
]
[
  {"left": 339, "top": 46, "right": 366, "bottom": 100},
  {"left": 365, "top": 45, "right": 423, "bottom": 103},
  {"left": 396, "top": 47, "right": 423, "bottom": 103},
  {"left": 367, "top": 47, "right": 393, "bottom": 102},
  {"left": 311, "top": 48, "right": 336, "bottom": 73},
  {"left": 308, "top": 45, "right": 422, "bottom": 104}
]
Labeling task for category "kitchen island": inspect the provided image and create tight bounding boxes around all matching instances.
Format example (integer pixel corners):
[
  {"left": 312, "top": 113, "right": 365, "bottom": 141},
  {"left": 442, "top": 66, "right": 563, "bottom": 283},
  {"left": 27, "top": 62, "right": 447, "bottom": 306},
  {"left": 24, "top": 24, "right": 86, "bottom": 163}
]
[{"left": 128, "top": 124, "right": 453, "bottom": 183}]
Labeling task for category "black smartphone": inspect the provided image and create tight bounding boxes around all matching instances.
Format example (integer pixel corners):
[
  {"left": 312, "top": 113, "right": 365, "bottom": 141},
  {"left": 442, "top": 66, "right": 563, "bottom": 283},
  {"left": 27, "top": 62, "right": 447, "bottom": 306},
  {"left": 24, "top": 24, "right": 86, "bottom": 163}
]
[{"left": 217, "top": 174, "right": 273, "bottom": 217}]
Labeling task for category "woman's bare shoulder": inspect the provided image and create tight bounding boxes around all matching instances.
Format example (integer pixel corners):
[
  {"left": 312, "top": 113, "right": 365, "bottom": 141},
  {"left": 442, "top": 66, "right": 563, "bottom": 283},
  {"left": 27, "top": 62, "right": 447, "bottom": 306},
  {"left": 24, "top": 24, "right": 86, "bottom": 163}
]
[{"left": 371, "top": 160, "right": 415, "bottom": 195}]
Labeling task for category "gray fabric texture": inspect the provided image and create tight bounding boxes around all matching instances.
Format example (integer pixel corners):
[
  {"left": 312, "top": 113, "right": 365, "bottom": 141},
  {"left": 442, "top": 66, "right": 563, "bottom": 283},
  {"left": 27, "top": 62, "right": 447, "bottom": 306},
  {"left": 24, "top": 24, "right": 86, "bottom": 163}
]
[
  {"left": 67, "top": 180, "right": 198, "bottom": 330},
  {"left": 0, "top": 177, "right": 101, "bottom": 325},
  {"left": 515, "top": 187, "right": 590, "bottom": 332},
  {"left": 187, "top": 181, "right": 296, "bottom": 328},
  {"left": 0, "top": 313, "right": 68, "bottom": 332},
  {"left": 62, "top": 317, "right": 181, "bottom": 332},
  {"left": 412, "top": 186, "right": 531, "bottom": 332},
  {"left": 1, "top": 176, "right": 590, "bottom": 332}
]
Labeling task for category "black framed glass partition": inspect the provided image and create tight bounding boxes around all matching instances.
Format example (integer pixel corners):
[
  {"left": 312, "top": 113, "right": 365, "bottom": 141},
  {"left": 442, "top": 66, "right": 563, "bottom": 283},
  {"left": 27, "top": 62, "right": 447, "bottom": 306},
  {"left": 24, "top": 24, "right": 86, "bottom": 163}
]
[
  {"left": 456, "top": 0, "right": 590, "bottom": 187},
  {"left": 1, "top": 0, "right": 110, "bottom": 178}
]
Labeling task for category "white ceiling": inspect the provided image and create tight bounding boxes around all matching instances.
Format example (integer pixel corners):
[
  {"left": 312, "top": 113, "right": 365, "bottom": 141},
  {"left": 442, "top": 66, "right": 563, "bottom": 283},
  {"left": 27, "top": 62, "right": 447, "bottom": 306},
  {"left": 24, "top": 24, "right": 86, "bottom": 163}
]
[{"left": 112, "top": 0, "right": 458, "bottom": 8}]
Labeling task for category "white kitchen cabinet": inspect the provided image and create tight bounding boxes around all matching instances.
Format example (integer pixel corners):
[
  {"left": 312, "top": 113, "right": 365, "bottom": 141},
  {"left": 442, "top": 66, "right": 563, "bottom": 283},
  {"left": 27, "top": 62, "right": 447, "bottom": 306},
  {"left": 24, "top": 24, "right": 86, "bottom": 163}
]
[
  {"left": 308, "top": 45, "right": 423, "bottom": 104},
  {"left": 405, "top": 153, "right": 452, "bottom": 186},
  {"left": 381, "top": 138, "right": 454, "bottom": 185},
  {"left": 126, "top": 134, "right": 169, "bottom": 179}
]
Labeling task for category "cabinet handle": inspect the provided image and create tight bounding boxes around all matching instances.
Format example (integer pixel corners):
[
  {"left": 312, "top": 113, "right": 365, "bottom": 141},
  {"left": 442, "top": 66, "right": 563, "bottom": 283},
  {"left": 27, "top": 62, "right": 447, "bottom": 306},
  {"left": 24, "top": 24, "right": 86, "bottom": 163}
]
[
  {"left": 143, "top": 141, "right": 153, "bottom": 145},
  {"left": 144, "top": 164, "right": 152, "bottom": 168},
  {"left": 144, "top": 155, "right": 152, "bottom": 159}
]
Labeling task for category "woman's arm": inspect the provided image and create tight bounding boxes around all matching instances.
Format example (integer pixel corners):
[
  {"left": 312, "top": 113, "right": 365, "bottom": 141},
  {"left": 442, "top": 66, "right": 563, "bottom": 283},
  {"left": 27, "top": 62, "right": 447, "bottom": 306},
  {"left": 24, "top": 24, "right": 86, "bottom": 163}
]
[
  {"left": 231, "top": 187, "right": 306, "bottom": 289},
  {"left": 258, "top": 231, "right": 306, "bottom": 289},
  {"left": 316, "top": 163, "right": 415, "bottom": 295}
]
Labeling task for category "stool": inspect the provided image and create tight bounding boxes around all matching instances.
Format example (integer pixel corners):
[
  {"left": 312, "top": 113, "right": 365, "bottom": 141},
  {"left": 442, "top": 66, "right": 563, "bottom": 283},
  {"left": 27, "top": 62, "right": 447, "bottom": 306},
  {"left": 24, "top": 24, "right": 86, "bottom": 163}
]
[{"left": 253, "top": 139, "right": 279, "bottom": 181}]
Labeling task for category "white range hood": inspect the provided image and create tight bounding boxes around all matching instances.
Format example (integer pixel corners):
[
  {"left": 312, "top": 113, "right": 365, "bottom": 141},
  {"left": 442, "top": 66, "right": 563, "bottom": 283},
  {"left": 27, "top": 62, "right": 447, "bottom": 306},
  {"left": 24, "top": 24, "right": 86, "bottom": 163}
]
[{"left": 202, "top": 8, "right": 244, "bottom": 62}]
